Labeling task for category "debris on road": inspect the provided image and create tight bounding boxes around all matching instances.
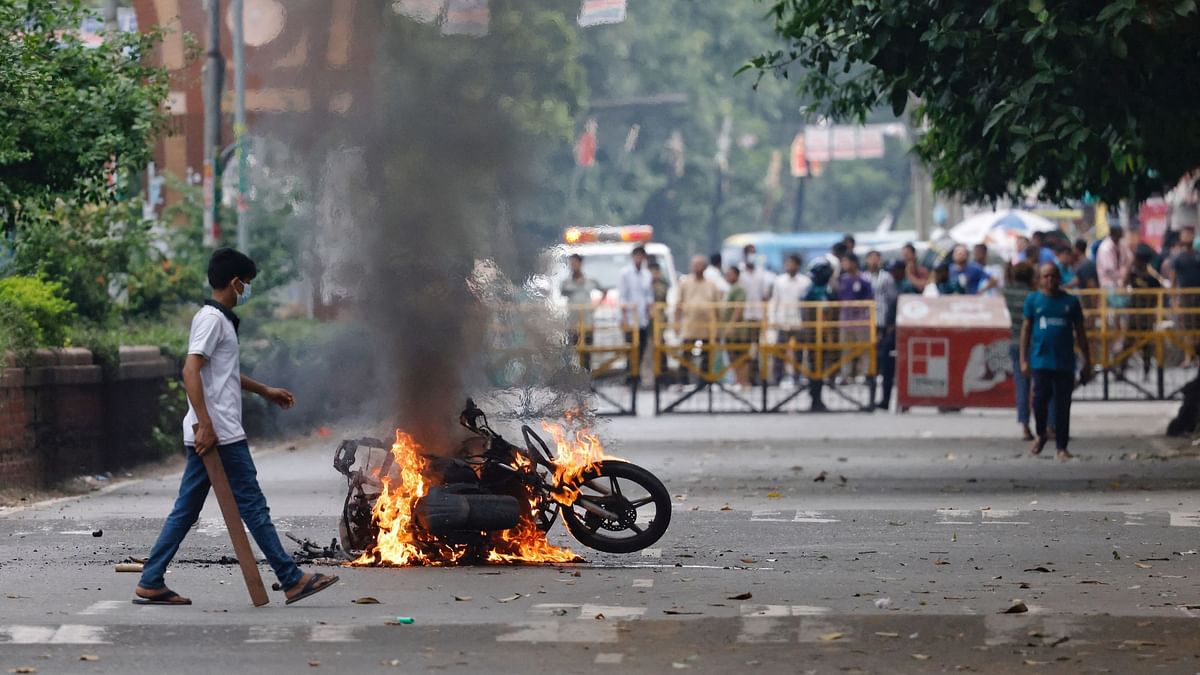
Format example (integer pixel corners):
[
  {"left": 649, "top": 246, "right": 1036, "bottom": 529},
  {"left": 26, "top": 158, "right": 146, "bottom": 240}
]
[
  {"left": 728, "top": 592, "right": 752, "bottom": 600},
  {"left": 385, "top": 617, "right": 415, "bottom": 625},
  {"left": 1023, "top": 566, "right": 1053, "bottom": 573},
  {"left": 813, "top": 471, "right": 827, "bottom": 482},
  {"left": 352, "top": 596, "right": 381, "bottom": 604},
  {"left": 1003, "top": 599, "right": 1029, "bottom": 614},
  {"left": 818, "top": 631, "right": 844, "bottom": 641},
  {"left": 453, "top": 595, "right": 472, "bottom": 602},
  {"left": 79, "top": 656, "right": 99, "bottom": 662},
  {"left": 874, "top": 598, "right": 892, "bottom": 609},
  {"left": 114, "top": 563, "right": 143, "bottom": 573},
  {"left": 494, "top": 593, "right": 523, "bottom": 603},
  {"left": 91, "top": 529, "right": 102, "bottom": 537}
]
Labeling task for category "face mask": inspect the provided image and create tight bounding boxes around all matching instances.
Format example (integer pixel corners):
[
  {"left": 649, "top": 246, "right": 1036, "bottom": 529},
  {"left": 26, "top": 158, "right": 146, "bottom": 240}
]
[{"left": 236, "top": 280, "right": 252, "bottom": 306}]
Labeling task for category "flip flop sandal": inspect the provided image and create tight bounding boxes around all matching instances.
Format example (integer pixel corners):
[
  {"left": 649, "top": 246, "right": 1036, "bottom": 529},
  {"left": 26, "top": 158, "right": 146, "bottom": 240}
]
[
  {"left": 132, "top": 590, "right": 192, "bottom": 606},
  {"left": 285, "top": 573, "right": 340, "bottom": 605}
]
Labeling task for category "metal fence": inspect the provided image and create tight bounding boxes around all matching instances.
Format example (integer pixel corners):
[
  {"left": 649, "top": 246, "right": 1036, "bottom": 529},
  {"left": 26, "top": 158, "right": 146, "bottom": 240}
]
[{"left": 545, "top": 290, "right": 1200, "bottom": 415}]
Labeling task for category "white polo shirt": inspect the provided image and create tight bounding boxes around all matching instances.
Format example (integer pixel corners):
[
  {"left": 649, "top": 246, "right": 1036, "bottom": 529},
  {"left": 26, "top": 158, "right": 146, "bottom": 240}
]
[{"left": 182, "top": 304, "right": 245, "bottom": 446}]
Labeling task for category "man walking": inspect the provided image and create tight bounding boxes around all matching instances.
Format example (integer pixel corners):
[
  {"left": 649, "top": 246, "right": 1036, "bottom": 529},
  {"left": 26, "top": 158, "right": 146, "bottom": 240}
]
[
  {"left": 134, "top": 248, "right": 338, "bottom": 606},
  {"left": 739, "top": 244, "right": 773, "bottom": 383},
  {"left": 1021, "top": 263, "right": 1092, "bottom": 461},
  {"left": 836, "top": 253, "right": 873, "bottom": 379},
  {"left": 875, "top": 260, "right": 905, "bottom": 411}
]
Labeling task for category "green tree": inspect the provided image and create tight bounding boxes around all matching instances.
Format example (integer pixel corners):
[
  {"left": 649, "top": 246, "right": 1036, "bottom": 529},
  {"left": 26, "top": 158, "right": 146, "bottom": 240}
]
[
  {"left": 0, "top": 0, "right": 169, "bottom": 215},
  {"left": 750, "top": 0, "right": 1200, "bottom": 204}
]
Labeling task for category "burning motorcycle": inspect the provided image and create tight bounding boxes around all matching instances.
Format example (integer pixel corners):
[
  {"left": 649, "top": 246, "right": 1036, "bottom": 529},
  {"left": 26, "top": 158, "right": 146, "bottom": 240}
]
[{"left": 333, "top": 400, "right": 671, "bottom": 564}]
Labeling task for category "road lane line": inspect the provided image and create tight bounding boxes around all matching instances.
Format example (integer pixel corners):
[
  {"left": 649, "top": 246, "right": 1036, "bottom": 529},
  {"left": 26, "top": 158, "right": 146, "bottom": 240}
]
[
  {"left": 632, "top": 578, "right": 654, "bottom": 588},
  {"left": 579, "top": 605, "right": 646, "bottom": 620},
  {"left": 246, "top": 625, "right": 294, "bottom": 643},
  {"left": 496, "top": 620, "right": 617, "bottom": 643},
  {"left": 309, "top": 624, "right": 360, "bottom": 642},
  {"left": 792, "top": 510, "right": 839, "bottom": 523},
  {"left": 1168, "top": 512, "right": 1200, "bottom": 527},
  {"left": 50, "top": 624, "right": 109, "bottom": 644},
  {"left": 594, "top": 653, "right": 624, "bottom": 664},
  {"left": 751, "top": 510, "right": 791, "bottom": 522},
  {"left": 0, "top": 625, "right": 57, "bottom": 643},
  {"left": 78, "top": 600, "right": 125, "bottom": 616}
]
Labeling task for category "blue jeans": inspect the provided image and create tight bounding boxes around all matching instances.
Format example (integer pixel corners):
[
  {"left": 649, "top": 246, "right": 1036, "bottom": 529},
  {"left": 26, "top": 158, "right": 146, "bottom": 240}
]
[
  {"left": 1011, "top": 344, "right": 1055, "bottom": 428},
  {"left": 139, "top": 440, "right": 303, "bottom": 591}
]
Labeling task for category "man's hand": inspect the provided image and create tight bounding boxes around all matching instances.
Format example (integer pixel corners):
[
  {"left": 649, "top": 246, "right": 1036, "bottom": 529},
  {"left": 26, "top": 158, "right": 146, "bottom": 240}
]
[
  {"left": 194, "top": 421, "right": 218, "bottom": 457},
  {"left": 1078, "top": 360, "right": 1094, "bottom": 385},
  {"left": 264, "top": 387, "right": 296, "bottom": 409},
  {"left": 1020, "top": 360, "right": 1031, "bottom": 377}
]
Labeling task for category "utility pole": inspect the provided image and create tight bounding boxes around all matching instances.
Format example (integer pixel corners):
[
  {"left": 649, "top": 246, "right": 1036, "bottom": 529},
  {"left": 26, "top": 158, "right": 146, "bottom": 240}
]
[
  {"left": 232, "top": 0, "right": 249, "bottom": 253},
  {"left": 102, "top": 0, "right": 118, "bottom": 31},
  {"left": 202, "top": 0, "right": 225, "bottom": 246}
]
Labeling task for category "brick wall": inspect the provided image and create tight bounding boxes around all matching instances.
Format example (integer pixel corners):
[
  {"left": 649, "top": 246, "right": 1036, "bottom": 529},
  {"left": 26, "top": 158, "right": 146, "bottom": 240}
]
[{"left": 0, "top": 347, "right": 175, "bottom": 489}]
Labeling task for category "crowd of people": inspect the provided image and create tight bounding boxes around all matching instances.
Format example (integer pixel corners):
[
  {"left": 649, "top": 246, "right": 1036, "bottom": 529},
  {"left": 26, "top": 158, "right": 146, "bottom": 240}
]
[{"left": 562, "top": 226, "right": 1199, "bottom": 444}]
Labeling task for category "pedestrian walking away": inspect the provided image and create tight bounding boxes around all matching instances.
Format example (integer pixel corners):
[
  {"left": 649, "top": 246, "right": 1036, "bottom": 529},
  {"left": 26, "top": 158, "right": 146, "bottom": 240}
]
[
  {"left": 135, "top": 248, "right": 339, "bottom": 607},
  {"left": 676, "top": 255, "right": 724, "bottom": 384},
  {"left": 1021, "top": 263, "right": 1092, "bottom": 461},
  {"left": 769, "top": 254, "right": 812, "bottom": 387}
]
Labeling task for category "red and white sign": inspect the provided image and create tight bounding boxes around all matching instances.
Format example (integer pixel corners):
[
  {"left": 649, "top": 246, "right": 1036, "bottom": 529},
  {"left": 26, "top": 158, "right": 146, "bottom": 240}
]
[
  {"left": 896, "top": 296, "right": 1015, "bottom": 409},
  {"left": 1139, "top": 198, "right": 1170, "bottom": 252}
]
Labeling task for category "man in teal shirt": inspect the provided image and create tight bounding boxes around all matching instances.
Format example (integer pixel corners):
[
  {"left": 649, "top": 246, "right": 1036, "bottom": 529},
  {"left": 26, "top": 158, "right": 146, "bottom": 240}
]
[{"left": 1020, "top": 263, "right": 1092, "bottom": 460}]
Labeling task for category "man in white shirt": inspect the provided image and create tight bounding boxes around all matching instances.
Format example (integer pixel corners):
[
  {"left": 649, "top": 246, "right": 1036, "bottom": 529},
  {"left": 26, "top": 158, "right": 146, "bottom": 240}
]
[
  {"left": 135, "top": 249, "right": 338, "bottom": 607},
  {"left": 704, "top": 252, "right": 731, "bottom": 293},
  {"left": 769, "top": 254, "right": 812, "bottom": 386},
  {"left": 739, "top": 244, "right": 774, "bottom": 382},
  {"left": 618, "top": 246, "right": 654, "bottom": 377}
]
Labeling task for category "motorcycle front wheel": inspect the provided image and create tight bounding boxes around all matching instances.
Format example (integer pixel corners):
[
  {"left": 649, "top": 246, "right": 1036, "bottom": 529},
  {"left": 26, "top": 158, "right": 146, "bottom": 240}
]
[{"left": 561, "top": 460, "right": 671, "bottom": 554}]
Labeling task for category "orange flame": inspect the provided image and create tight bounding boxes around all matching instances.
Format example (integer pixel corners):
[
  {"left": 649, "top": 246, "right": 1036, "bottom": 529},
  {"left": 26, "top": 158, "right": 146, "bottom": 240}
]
[{"left": 352, "top": 420, "right": 616, "bottom": 567}]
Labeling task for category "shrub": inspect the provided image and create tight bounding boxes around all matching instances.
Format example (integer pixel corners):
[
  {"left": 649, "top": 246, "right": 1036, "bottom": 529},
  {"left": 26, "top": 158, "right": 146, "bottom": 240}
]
[{"left": 0, "top": 275, "right": 76, "bottom": 350}]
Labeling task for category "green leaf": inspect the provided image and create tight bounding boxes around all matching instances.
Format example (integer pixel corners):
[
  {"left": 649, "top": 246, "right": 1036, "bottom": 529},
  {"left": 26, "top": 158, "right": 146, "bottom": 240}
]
[{"left": 1110, "top": 35, "right": 1128, "bottom": 59}]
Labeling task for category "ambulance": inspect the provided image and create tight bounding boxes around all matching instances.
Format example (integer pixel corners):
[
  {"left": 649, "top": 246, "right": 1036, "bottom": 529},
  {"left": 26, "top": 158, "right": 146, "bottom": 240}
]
[{"left": 549, "top": 225, "right": 679, "bottom": 308}]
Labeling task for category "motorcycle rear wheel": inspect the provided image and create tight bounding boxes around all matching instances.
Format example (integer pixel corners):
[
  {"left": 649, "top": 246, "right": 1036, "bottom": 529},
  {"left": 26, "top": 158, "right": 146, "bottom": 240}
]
[{"left": 561, "top": 460, "right": 671, "bottom": 554}]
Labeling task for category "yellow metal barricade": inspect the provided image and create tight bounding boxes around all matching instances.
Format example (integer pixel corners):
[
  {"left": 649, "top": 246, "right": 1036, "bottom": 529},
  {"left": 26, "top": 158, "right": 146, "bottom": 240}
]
[{"left": 563, "top": 303, "right": 640, "bottom": 382}]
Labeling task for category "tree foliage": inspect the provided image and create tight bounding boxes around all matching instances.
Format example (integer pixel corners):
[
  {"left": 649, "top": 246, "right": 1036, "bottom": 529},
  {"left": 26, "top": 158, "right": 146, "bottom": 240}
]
[
  {"left": 0, "top": 0, "right": 169, "bottom": 210},
  {"left": 752, "top": 0, "right": 1200, "bottom": 204}
]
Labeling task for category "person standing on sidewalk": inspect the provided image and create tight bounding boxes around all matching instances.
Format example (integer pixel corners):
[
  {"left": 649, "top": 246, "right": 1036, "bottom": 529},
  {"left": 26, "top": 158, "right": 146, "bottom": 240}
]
[
  {"left": 1021, "top": 263, "right": 1092, "bottom": 461},
  {"left": 134, "top": 248, "right": 338, "bottom": 606},
  {"left": 1004, "top": 262, "right": 1036, "bottom": 440},
  {"left": 875, "top": 260, "right": 905, "bottom": 411}
]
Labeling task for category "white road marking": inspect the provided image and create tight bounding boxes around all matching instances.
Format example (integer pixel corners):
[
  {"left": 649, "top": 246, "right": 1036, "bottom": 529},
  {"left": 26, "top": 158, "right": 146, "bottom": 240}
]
[
  {"left": 632, "top": 578, "right": 654, "bottom": 588},
  {"left": 1123, "top": 512, "right": 1145, "bottom": 527},
  {"left": 740, "top": 605, "right": 831, "bottom": 618},
  {"left": 736, "top": 617, "right": 790, "bottom": 643},
  {"left": 496, "top": 620, "right": 617, "bottom": 643},
  {"left": 641, "top": 548, "right": 662, "bottom": 558},
  {"left": 1169, "top": 512, "right": 1200, "bottom": 527},
  {"left": 246, "top": 625, "right": 294, "bottom": 643},
  {"left": 792, "top": 510, "right": 839, "bottom": 524},
  {"left": 797, "top": 618, "right": 851, "bottom": 643},
  {"left": 936, "top": 508, "right": 973, "bottom": 519},
  {"left": 51, "top": 624, "right": 109, "bottom": 644},
  {"left": 791, "top": 605, "right": 832, "bottom": 616},
  {"left": 309, "top": 624, "right": 360, "bottom": 642},
  {"left": 1, "top": 625, "right": 56, "bottom": 643},
  {"left": 194, "top": 517, "right": 228, "bottom": 537},
  {"left": 594, "top": 653, "right": 625, "bottom": 664},
  {"left": 0, "top": 625, "right": 109, "bottom": 644},
  {"left": 530, "top": 603, "right": 579, "bottom": 616},
  {"left": 78, "top": 600, "right": 125, "bottom": 616},
  {"left": 751, "top": 510, "right": 790, "bottom": 522},
  {"left": 580, "top": 604, "right": 647, "bottom": 620},
  {"left": 58, "top": 530, "right": 100, "bottom": 535}
]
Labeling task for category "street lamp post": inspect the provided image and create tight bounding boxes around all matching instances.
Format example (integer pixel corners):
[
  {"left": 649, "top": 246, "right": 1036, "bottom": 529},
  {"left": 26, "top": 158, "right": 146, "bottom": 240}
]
[{"left": 202, "top": 0, "right": 225, "bottom": 246}]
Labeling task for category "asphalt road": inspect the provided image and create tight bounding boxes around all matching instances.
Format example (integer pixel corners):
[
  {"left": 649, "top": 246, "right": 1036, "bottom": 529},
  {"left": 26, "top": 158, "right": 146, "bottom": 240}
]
[{"left": 2, "top": 402, "right": 1199, "bottom": 674}]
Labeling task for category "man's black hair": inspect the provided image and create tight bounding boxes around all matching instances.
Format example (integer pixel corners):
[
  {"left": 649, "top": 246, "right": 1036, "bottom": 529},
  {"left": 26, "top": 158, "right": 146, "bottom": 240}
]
[
  {"left": 648, "top": 261, "right": 661, "bottom": 270},
  {"left": 843, "top": 252, "right": 860, "bottom": 267},
  {"left": 632, "top": 245, "right": 647, "bottom": 257},
  {"left": 831, "top": 242, "right": 848, "bottom": 258},
  {"left": 842, "top": 233, "right": 856, "bottom": 246},
  {"left": 207, "top": 248, "right": 257, "bottom": 289},
  {"left": 568, "top": 253, "right": 584, "bottom": 262},
  {"left": 1074, "top": 238, "right": 1089, "bottom": 254},
  {"left": 786, "top": 253, "right": 803, "bottom": 266},
  {"left": 1031, "top": 231, "right": 1046, "bottom": 243},
  {"left": 902, "top": 242, "right": 916, "bottom": 252},
  {"left": 709, "top": 252, "right": 722, "bottom": 267},
  {"left": 743, "top": 243, "right": 756, "bottom": 255},
  {"left": 726, "top": 266, "right": 740, "bottom": 279}
]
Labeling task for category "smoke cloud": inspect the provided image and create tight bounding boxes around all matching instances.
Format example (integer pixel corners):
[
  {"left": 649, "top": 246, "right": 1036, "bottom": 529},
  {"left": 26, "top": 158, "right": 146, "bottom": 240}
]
[{"left": 262, "top": 1, "right": 590, "bottom": 450}]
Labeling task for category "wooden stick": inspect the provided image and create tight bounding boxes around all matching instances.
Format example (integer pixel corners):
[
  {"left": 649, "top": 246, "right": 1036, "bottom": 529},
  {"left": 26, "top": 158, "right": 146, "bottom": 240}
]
[{"left": 196, "top": 433, "right": 270, "bottom": 607}]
